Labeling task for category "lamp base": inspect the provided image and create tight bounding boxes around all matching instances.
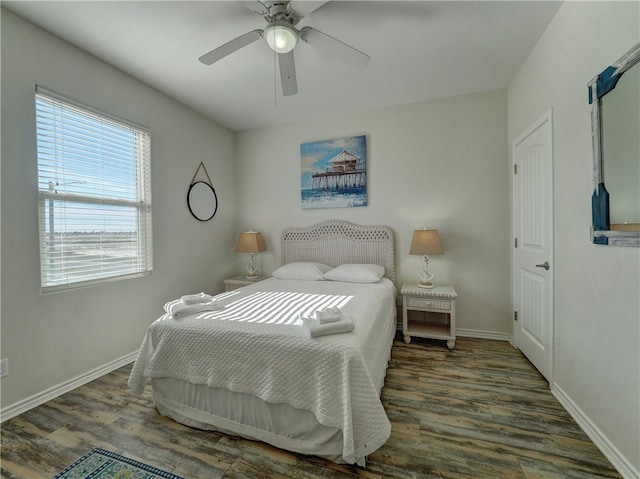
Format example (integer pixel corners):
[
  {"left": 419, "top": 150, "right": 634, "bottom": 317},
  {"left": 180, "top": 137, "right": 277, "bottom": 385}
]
[
  {"left": 418, "top": 281, "right": 434, "bottom": 289},
  {"left": 245, "top": 273, "right": 258, "bottom": 280}
]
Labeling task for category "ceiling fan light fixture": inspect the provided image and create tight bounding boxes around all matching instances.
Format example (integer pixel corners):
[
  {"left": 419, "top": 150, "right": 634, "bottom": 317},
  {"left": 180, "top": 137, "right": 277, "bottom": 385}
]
[{"left": 265, "top": 23, "right": 298, "bottom": 53}]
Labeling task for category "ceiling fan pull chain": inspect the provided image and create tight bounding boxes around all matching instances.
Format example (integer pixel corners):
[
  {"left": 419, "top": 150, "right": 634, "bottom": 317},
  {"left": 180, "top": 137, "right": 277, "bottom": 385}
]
[{"left": 274, "top": 47, "right": 278, "bottom": 107}]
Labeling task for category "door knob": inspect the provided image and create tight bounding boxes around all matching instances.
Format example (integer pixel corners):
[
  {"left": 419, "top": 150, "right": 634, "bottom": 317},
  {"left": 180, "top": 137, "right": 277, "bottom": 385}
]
[{"left": 535, "top": 261, "right": 550, "bottom": 271}]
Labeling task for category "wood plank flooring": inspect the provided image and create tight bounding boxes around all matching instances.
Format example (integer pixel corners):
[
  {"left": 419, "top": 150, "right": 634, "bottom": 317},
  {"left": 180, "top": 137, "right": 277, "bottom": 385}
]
[{"left": 1, "top": 336, "right": 621, "bottom": 479}]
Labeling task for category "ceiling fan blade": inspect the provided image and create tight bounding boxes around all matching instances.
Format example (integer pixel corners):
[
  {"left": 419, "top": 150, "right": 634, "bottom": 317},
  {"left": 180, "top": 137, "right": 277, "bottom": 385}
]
[
  {"left": 299, "top": 26, "right": 370, "bottom": 70},
  {"left": 278, "top": 51, "right": 298, "bottom": 96},
  {"left": 236, "top": 0, "right": 269, "bottom": 15},
  {"left": 287, "top": 1, "right": 329, "bottom": 18},
  {"left": 199, "top": 29, "right": 263, "bottom": 65}
]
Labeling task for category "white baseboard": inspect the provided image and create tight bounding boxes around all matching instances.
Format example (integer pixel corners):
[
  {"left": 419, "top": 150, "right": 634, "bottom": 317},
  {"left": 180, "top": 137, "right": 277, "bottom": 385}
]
[
  {"left": 552, "top": 383, "right": 639, "bottom": 479},
  {"left": 395, "top": 323, "right": 514, "bottom": 345},
  {"left": 457, "top": 328, "right": 513, "bottom": 344},
  {"left": 0, "top": 351, "right": 137, "bottom": 423}
]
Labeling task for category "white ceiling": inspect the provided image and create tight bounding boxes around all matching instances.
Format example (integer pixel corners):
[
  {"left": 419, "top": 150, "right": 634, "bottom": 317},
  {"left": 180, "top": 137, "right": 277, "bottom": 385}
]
[{"left": 3, "top": 1, "right": 562, "bottom": 131}]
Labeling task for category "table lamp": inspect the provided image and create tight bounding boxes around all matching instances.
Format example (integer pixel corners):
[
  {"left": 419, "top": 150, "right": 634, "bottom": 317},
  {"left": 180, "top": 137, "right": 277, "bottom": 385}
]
[
  {"left": 409, "top": 228, "right": 443, "bottom": 289},
  {"left": 235, "top": 231, "right": 266, "bottom": 279}
]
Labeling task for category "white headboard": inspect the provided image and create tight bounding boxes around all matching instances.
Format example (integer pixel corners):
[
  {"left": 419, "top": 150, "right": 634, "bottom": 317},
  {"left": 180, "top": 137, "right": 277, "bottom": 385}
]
[{"left": 281, "top": 220, "right": 396, "bottom": 284}]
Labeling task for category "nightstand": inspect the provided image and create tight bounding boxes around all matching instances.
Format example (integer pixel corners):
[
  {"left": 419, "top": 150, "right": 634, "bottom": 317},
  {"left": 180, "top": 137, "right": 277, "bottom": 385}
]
[
  {"left": 400, "top": 284, "right": 457, "bottom": 349},
  {"left": 223, "top": 275, "right": 269, "bottom": 291}
]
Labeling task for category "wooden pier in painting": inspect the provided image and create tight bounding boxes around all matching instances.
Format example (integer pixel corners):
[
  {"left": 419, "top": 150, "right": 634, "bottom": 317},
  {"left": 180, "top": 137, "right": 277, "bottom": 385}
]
[{"left": 311, "top": 149, "right": 366, "bottom": 190}]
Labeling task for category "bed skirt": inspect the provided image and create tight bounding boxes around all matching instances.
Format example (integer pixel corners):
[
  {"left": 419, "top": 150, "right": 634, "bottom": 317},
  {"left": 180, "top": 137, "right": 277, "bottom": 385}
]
[{"left": 151, "top": 377, "right": 353, "bottom": 464}]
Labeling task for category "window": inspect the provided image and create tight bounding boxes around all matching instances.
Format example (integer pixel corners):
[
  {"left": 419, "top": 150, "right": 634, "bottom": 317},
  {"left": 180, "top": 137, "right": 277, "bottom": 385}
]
[{"left": 35, "top": 86, "right": 152, "bottom": 293}]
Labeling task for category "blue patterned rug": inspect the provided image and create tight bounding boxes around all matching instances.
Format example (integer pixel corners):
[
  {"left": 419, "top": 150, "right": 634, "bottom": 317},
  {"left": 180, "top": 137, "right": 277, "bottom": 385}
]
[{"left": 52, "top": 448, "right": 186, "bottom": 479}]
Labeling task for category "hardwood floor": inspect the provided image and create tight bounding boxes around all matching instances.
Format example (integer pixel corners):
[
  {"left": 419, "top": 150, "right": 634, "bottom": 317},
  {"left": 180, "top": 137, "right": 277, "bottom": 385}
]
[{"left": 1, "top": 336, "right": 621, "bottom": 479}]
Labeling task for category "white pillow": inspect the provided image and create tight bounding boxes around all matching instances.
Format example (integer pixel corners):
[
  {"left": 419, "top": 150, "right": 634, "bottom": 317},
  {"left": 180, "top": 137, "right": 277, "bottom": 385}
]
[
  {"left": 323, "top": 264, "right": 385, "bottom": 283},
  {"left": 272, "top": 262, "right": 332, "bottom": 281}
]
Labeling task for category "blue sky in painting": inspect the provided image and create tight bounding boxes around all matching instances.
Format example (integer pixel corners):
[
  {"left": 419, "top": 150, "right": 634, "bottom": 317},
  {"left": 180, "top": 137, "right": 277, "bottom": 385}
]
[{"left": 300, "top": 135, "right": 366, "bottom": 190}]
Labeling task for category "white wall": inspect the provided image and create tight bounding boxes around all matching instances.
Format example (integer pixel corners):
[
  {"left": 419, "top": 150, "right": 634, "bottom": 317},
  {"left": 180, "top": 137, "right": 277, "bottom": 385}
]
[
  {"left": 0, "top": 10, "right": 237, "bottom": 411},
  {"left": 236, "top": 89, "right": 511, "bottom": 337},
  {"left": 4, "top": 3, "right": 637, "bottom": 477},
  {"left": 508, "top": 2, "right": 639, "bottom": 477}
]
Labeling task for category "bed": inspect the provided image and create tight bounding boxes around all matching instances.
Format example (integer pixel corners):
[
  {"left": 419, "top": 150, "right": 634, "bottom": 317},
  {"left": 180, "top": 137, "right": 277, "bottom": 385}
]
[{"left": 128, "top": 220, "right": 397, "bottom": 466}]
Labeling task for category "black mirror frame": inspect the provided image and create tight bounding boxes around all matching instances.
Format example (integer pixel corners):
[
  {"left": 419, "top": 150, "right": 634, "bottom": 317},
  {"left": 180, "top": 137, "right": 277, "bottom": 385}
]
[{"left": 187, "top": 180, "right": 218, "bottom": 222}]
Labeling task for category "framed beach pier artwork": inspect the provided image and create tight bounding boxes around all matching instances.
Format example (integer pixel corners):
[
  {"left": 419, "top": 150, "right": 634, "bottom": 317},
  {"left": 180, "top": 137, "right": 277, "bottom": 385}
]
[{"left": 300, "top": 135, "right": 367, "bottom": 209}]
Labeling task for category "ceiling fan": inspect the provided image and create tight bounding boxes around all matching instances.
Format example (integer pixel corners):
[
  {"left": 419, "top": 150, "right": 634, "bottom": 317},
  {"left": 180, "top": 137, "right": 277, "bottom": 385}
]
[{"left": 198, "top": 0, "right": 370, "bottom": 96}]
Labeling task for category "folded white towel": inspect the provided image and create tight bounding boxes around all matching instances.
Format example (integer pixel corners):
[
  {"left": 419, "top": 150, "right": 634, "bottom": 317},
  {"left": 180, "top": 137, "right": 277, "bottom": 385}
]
[
  {"left": 314, "top": 306, "right": 342, "bottom": 324},
  {"left": 164, "top": 299, "right": 221, "bottom": 319},
  {"left": 302, "top": 316, "right": 354, "bottom": 338},
  {"left": 181, "top": 292, "right": 213, "bottom": 305}
]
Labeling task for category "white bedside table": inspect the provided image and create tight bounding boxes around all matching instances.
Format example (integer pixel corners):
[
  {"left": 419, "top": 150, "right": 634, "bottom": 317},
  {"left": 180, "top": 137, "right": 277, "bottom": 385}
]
[
  {"left": 223, "top": 275, "right": 269, "bottom": 291},
  {"left": 400, "top": 284, "right": 458, "bottom": 349}
]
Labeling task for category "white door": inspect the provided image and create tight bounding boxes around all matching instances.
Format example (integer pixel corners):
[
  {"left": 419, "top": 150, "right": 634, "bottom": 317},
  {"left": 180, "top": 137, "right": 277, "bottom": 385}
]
[{"left": 513, "top": 110, "right": 554, "bottom": 381}]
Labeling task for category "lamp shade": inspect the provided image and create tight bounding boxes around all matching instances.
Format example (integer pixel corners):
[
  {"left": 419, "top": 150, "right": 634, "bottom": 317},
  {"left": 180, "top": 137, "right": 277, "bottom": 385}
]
[
  {"left": 235, "top": 231, "right": 266, "bottom": 253},
  {"left": 409, "top": 229, "right": 443, "bottom": 255},
  {"left": 265, "top": 23, "right": 298, "bottom": 53}
]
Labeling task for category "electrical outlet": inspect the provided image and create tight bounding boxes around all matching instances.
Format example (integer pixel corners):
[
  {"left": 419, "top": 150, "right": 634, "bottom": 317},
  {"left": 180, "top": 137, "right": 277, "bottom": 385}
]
[{"left": 0, "top": 359, "right": 8, "bottom": 378}]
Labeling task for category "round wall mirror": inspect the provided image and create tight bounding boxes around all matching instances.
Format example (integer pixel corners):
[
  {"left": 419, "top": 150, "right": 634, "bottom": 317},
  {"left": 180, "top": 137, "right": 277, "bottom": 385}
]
[{"left": 187, "top": 181, "right": 218, "bottom": 221}]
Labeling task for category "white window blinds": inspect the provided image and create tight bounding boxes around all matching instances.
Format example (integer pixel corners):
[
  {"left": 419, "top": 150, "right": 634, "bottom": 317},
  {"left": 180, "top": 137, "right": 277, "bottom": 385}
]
[{"left": 35, "top": 86, "right": 153, "bottom": 293}]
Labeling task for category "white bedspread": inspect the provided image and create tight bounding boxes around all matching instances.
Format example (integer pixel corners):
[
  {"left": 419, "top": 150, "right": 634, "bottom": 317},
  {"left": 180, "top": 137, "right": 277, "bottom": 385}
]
[{"left": 128, "top": 277, "right": 397, "bottom": 464}]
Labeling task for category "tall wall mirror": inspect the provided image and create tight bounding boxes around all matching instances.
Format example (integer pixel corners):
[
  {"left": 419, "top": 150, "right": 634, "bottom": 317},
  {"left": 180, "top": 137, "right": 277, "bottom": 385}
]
[{"left": 588, "top": 42, "right": 640, "bottom": 246}]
